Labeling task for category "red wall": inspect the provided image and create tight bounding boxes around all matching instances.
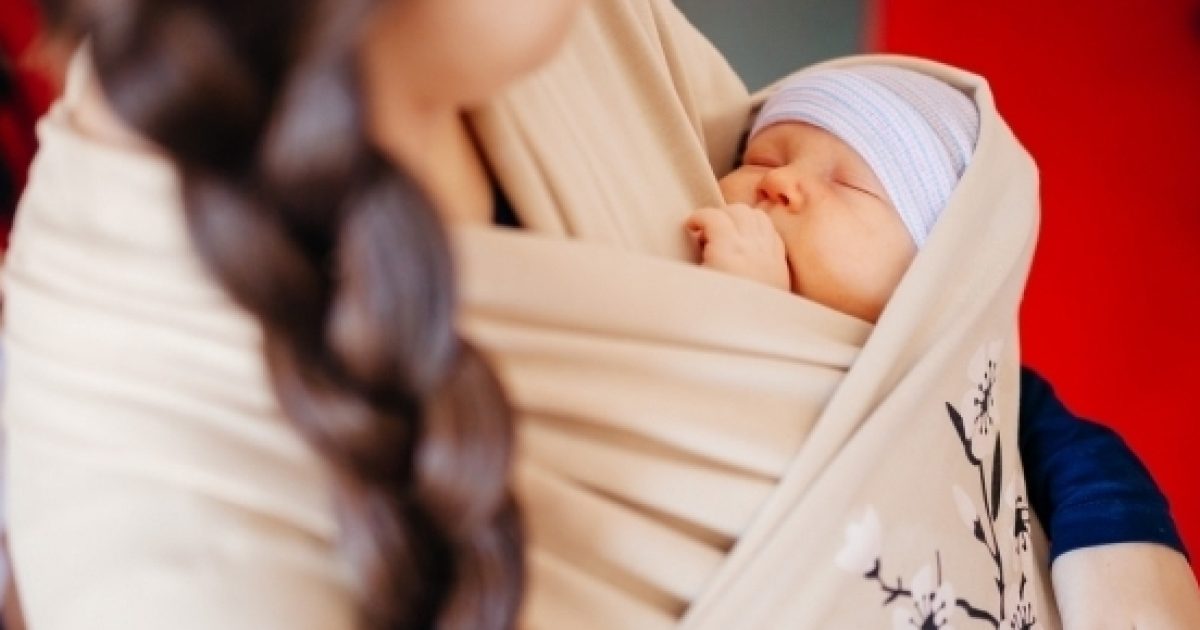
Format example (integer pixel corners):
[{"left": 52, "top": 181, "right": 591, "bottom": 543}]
[
  {"left": 871, "top": 0, "right": 1200, "bottom": 564},
  {"left": 0, "top": 0, "right": 53, "bottom": 109},
  {"left": 1, "top": 0, "right": 55, "bottom": 245}
]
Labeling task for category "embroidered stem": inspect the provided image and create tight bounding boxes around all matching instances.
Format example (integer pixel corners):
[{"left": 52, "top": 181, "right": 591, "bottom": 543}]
[
  {"left": 867, "top": 561, "right": 912, "bottom": 605},
  {"left": 977, "top": 464, "right": 1007, "bottom": 622},
  {"left": 956, "top": 597, "right": 1000, "bottom": 628}
]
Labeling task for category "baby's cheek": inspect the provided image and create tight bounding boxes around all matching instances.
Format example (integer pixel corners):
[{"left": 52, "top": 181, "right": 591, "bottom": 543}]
[
  {"left": 767, "top": 213, "right": 804, "bottom": 252},
  {"left": 717, "top": 170, "right": 759, "bottom": 206}
]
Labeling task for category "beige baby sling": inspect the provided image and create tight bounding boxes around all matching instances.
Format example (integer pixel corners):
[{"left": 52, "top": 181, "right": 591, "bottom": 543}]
[
  {"left": 466, "top": 2, "right": 1059, "bottom": 628},
  {"left": 2, "top": 1, "right": 1057, "bottom": 628}
]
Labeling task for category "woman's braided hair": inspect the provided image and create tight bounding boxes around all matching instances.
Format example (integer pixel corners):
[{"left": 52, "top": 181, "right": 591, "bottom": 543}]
[{"left": 39, "top": 1, "right": 524, "bottom": 627}]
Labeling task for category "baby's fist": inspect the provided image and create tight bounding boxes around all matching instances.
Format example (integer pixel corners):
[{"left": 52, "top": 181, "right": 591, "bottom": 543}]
[{"left": 686, "top": 204, "right": 790, "bottom": 291}]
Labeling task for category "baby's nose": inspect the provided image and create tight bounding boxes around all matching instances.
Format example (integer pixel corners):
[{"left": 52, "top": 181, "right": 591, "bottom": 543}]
[{"left": 757, "top": 169, "right": 802, "bottom": 209}]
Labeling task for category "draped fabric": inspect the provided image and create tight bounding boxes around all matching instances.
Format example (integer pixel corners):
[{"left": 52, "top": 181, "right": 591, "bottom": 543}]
[
  {"left": 454, "top": 227, "right": 868, "bottom": 628},
  {"left": 469, "top": 4, "right": 1059, "bottom": 624}
]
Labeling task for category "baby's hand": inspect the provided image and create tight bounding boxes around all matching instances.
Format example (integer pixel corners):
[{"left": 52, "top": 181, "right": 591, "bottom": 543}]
[{"left": 686, "top": 204, "right": 790, "bottom": 291}]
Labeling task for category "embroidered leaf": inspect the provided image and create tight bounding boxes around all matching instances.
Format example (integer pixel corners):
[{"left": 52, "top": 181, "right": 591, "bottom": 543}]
[
  {"left": 946, "top": 402, "right": 981, "bottom": 466},
  {"left": 884, "top": 577, "right": 904, "bottom": 605},
  {"left": 973, "top": 519, "right": 987, "bottom": 545},
  {"left": 990, "top": 435, "right": 1003, "bottom": 521},
  {"left": 865, "top": 558, "right": 881, "bottom": 580}
]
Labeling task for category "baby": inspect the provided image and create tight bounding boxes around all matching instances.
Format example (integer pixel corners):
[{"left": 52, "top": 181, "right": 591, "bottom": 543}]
[{"left": 688, "top": 65, "right": 979, "bottom": 322}]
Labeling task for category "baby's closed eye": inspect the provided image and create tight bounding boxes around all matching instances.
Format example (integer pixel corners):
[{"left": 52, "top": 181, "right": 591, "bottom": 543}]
[
  {"left": 836, "top": 179, "right": 873, "bottom": 195},
  {"left": 834, "top": 173, "right": 883, "bottom": 199}
]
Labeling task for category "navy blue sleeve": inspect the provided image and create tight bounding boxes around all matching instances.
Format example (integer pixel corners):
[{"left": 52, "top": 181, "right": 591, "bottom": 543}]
[{"left": 1018, "top": 367, "right": 1187, "bottom": 562}]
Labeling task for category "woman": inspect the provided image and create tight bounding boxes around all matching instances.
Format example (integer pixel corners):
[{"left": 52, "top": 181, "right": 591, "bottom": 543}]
[
  {"left": 7, "top": 0, "right": 582, "bottom": 628},
  {"left": 3, "top": 0, "right": 1196, "bottom": 628}
]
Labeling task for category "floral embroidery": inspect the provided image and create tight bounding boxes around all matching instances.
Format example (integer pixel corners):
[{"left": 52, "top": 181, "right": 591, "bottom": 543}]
[
  {"left": 835, "top": 507, "right": 883, "bottom": 575},
  {"left": 1007, "top": 602, "right": 1036, "bottom": 630},
  {"left": 959, "top": 341, "right": 1003, "bottom": 463},
  {"left": 1005, "top": 481, "right": 1032, "bottom": 555},
  {"left": 891, "top": 564, "right": 957, "bottom": 630},
  {"left": 836, "top": 339, "right": 1041, "bottom": 629}
]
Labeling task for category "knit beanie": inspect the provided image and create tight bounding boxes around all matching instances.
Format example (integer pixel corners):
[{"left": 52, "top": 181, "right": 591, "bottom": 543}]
[{"left": 750, "top": 65, "right": 980, "bottom": 248}]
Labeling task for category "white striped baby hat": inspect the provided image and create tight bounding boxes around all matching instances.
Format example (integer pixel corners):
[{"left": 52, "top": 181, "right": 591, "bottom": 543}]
[{"left": 750, "top": 65, "right": 980, "bottom": 248}]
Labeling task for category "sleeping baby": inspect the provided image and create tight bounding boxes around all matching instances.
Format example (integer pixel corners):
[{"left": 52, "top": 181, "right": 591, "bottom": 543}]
[{"left": 687, "top": 65, "right": 978, "bottom": 323}]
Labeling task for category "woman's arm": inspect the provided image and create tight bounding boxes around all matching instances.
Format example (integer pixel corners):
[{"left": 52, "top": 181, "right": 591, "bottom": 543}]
[
  {"left": 1018, "top": 367, "right": 1185, "bottom": 560},
  {"left": 1019, "top": 368, "right": 1200, "bottom": 629},
  {"left": 1053, "top": 543, "right": 1200, "bottom": 630}
]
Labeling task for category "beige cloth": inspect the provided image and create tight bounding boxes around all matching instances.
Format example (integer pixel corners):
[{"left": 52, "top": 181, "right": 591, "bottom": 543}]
[
  {"left": 464, "top": 35, "right": 1061, "bottom": 627},
  {"left": 3, "top": 0, "right": 1058, "bottom": 628}
]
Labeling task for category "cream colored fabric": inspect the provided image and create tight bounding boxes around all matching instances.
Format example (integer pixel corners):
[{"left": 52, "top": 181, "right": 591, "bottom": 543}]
[
  {"left": 464, "top": 44, "right": 1059, "bottom": 626},
  {"left": 454, "top": 227, "right": 869, "bottom": 628},
  {"left": 469, "top": 0, "right": 747, "bottom": 258},
  {"left": 3, "top": 69, "right": 356, "bottom": 630},
  {"left": 3, "top": 1, "right": 1058, "bottom": 629}
]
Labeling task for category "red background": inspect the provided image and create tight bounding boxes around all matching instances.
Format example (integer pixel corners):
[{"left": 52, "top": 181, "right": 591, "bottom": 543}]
[
  {"left": 0, "top": 0, "right": 54, "bottom": 113},
  {"left": 871, "top": 0, "right": 1200, "bottom": 565},
  {"left": 1, "top": 0, "right": 55, "bottom": 246}
]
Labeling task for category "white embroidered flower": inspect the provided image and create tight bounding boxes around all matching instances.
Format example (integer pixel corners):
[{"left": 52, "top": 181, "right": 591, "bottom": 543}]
[
  {"left": 835, "top": 507, "right": 882, "bottom": 575},
  {"left": 1002, "top": 477, "right": 1033, "bottom": 554},
  {"left": 1007, "top": 601, "right": 1036, "bottom": 630},
  {"left": 891, "top": 564, "right": 956, "bottom": 630},
  {"left": 952, "top": 485, "right": 980, "bottom": 533},
  {"left": 960, "top": 340, "right": 1004, "bottom": 461}
]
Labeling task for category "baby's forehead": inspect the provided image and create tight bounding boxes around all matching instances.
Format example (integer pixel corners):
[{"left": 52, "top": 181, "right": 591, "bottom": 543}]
[{"left": 740, "top": 123, "right": 861, "bottom": 164}]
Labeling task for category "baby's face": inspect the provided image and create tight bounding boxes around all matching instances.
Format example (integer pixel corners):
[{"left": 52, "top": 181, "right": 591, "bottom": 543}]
[{"left": 718, "top": 122, "right": 917, "bottom": 323}]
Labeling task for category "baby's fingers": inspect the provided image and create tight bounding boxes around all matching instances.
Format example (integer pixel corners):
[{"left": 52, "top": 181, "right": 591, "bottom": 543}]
[
  {"left": 686, "top": 207, "right": 737, "bottom": 244},
  {"left": 724, "top": 203, "right": 777, "bottom": 237}
]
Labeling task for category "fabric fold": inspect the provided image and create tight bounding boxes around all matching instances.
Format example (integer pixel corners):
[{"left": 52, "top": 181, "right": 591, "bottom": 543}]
[{"left": 466, "top": 44, "right": 1060, "bottom": 628}]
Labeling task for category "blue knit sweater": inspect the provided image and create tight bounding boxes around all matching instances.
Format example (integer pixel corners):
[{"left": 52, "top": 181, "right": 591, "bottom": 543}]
[{"left": 1019, "top": 368, "right": 1185, "bottom": 561}]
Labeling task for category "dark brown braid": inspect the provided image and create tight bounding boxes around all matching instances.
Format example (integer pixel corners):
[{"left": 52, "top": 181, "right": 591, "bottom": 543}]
[{"left": 39, "top": 1, "right": 524, "bottom": 628}]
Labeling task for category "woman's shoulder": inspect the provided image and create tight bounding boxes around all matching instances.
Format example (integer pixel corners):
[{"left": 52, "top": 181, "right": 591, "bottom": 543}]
[
  {"left": 57, "top": 45, "right": 157, "bottom": 153},
  {"left": 37, "top": 52, "right": 176, "bottom": 189},
  {"left": 0, "top": 53, "right": 350, "bottom": 628}
]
